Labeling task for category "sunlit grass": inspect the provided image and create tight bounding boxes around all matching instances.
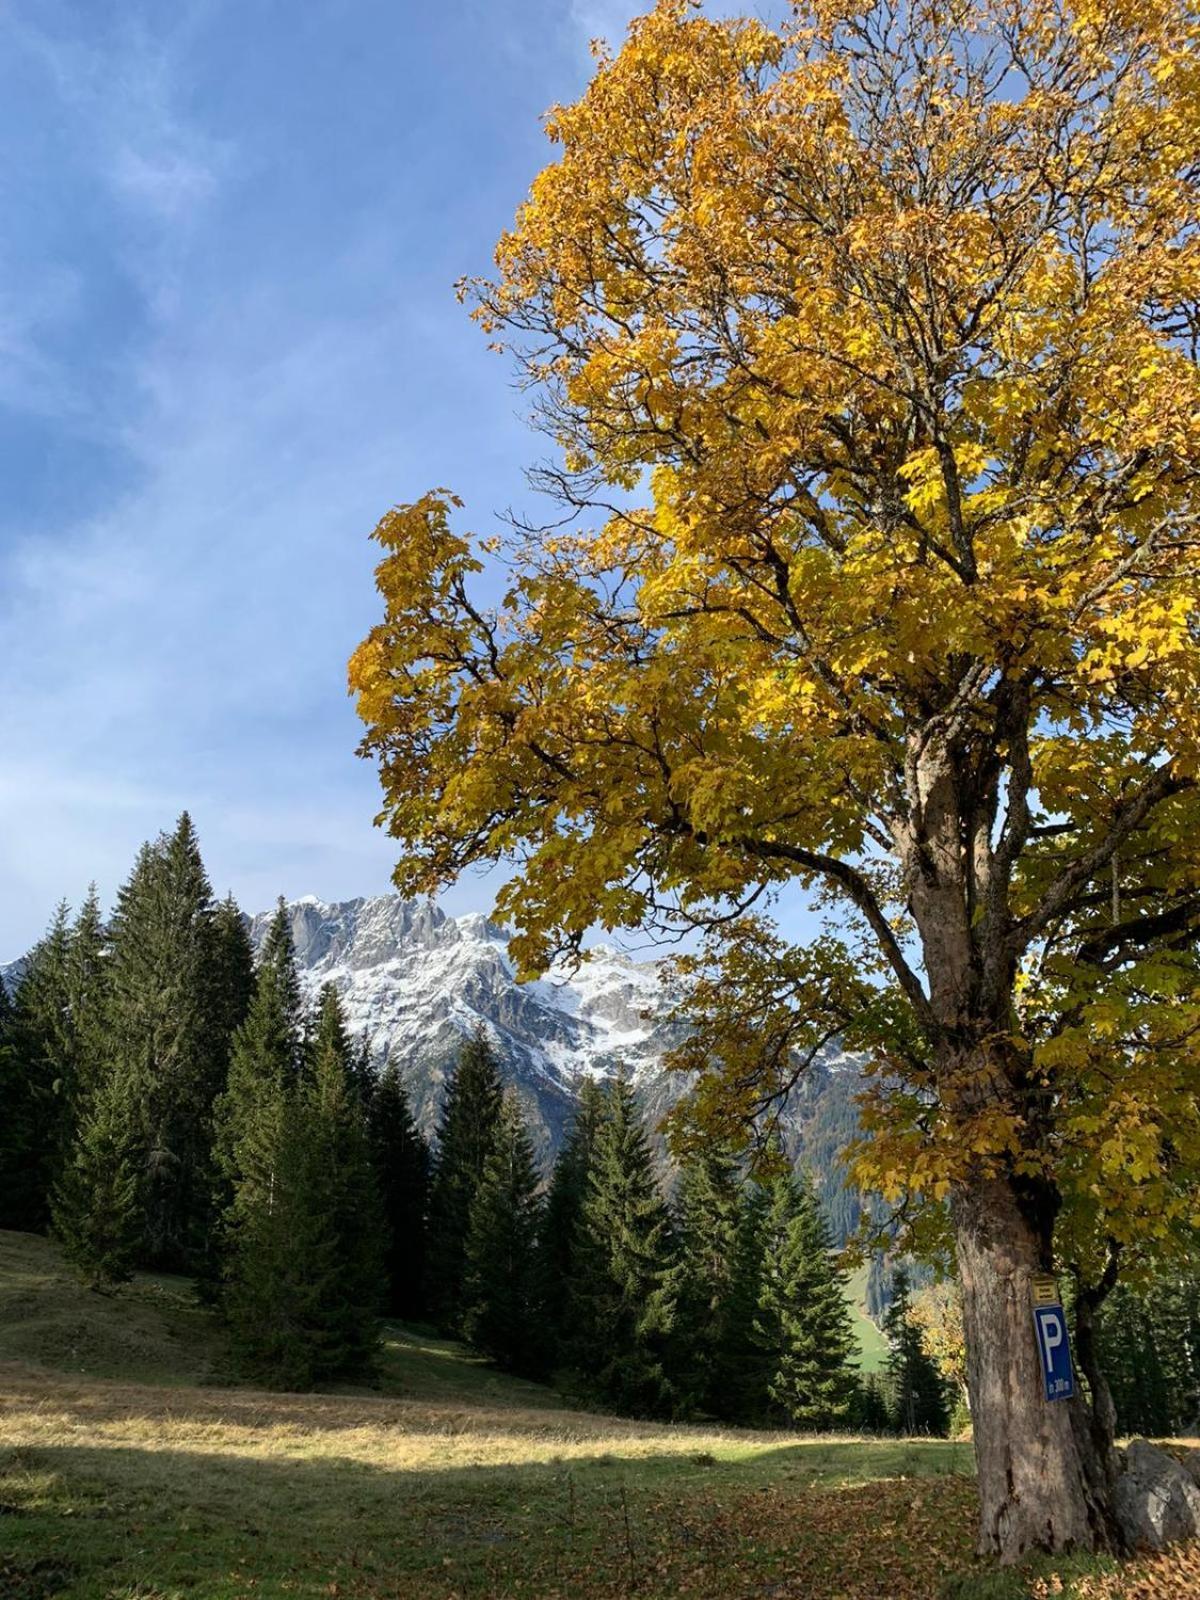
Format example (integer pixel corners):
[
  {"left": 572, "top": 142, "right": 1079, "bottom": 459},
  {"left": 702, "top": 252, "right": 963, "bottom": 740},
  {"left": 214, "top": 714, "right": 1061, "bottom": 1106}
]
[{"left": 4, "top": 1229, "right": 1196, "bottom": 1599}]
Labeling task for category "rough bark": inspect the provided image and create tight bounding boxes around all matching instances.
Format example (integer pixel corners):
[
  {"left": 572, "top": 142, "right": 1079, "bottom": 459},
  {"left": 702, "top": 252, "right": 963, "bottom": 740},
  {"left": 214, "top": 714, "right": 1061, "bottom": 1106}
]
[{"left": 954, "top": 1174, "right": 1120, "bottom": 1561}]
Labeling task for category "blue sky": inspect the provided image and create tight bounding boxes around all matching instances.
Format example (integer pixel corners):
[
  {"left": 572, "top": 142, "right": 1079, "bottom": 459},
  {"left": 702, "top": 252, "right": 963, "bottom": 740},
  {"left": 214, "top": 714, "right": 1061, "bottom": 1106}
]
[{"left": 0, "top": 0, "right": 668, "bottom": 954}]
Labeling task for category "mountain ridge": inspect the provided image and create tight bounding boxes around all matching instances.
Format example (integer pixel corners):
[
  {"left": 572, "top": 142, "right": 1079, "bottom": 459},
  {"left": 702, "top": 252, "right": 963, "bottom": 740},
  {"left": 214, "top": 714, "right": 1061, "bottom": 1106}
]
[{"left": 248, "top": 893, "right": 684, "bottom": 1162}]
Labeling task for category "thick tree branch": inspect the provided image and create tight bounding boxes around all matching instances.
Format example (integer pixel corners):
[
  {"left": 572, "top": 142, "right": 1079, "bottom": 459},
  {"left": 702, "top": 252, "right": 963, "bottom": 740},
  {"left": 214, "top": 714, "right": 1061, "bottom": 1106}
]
[{"left": 730, "top": 834, "right": 937, "bottom": 1034}]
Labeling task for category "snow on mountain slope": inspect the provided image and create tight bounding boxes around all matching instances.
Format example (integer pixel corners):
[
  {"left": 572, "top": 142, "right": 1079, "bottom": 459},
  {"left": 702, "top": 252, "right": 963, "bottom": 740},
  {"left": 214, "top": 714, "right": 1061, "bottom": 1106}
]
[{"left": 248, "top": 895, "right": 682, "bottom": 1158}]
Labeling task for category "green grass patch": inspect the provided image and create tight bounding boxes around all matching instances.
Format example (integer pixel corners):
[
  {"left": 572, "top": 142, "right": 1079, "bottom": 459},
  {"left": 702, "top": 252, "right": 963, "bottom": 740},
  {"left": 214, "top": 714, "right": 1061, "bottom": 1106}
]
[
  {"left": 5, "top": 1229, "right": 1187, "bottom": 1599},
  {"left": 846, "top": 1260, "right": 889, "bottom": 1374}
]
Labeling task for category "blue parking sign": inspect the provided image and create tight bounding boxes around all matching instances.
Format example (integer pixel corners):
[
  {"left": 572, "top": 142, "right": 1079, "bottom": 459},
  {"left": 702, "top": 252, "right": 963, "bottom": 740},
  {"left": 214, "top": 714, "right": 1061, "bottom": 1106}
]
[{"left": 1033, "top": 1303, "right": 1075, "bottom": 1402}]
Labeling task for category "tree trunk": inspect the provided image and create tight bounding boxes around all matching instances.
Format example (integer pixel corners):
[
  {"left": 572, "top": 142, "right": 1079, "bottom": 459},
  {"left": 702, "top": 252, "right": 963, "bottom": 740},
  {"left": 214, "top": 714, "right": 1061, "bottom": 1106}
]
[{"left": 954, "top": 1174, "right": 1119, "bottom": 1562}]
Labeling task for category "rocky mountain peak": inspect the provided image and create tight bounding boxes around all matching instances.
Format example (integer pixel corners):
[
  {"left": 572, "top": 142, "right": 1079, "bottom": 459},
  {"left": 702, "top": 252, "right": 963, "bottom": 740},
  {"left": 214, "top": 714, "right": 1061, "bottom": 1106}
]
[{"left": 248, "top": 893, "right": 680, "bottom": 1158}]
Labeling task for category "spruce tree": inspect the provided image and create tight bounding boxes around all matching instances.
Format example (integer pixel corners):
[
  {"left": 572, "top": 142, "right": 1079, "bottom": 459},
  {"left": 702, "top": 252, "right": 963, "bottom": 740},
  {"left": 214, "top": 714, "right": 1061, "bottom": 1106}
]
[
  {"left": 2, "top": 904, "right": 76, "bottom": 1230},
  {"left": 209, "top": 894, "right": 255, "bottom": 1061},
  {"left": 217, "top": 906, "right": 315, "bottom": 1383},
  {"left": 538, "top": 1077, "right": 607, "bottom": 1368},
  {"left": 883, "top": 1268, "right": 950, "bottom": 1437},
  {"left": 425, "top": 1028, "right": 504, "bottom": 1332},
  {"left": 220, "top": 957, "right": 387, "bottom": 1387},
  {"left": 105, "top": 815, "right": 220, "bottom": 1268},
  {"left": 369, "top": 1059, "right": 430, "bottom": 1321},
  {"left": 462, "top": 1093, "right": 544, "bottom": 1373},
  {"left": 1099, "top": 1266, "right": 1200, "bottom": 1437},
  {"left": 755, "top": 1171, "right": 858, "bottom": 1429},
  {"left": 854, "top": 1372, "right": 894, "bottom": 1432},
  {"left": 1154, "top": 1269, "right": 1200, "bottom": 1433},
  {"left": 672, "top": 1142, "right": 744, "bottom": 1417},
  {"left": 192, "top": 890, "right": 255, "bottom": 1292},
  {"left": 571, "top": 1075, "right": 677, "bottom": 1417},
  {"left": 51, "top": 1062, "right": 142, "bottom": 1291},
  {"left": 214, "top": 902, "right": 303, "bottom": 1217},
  {"left": 64, "top": 886, "right": 110, "bottom": 1099},
  {"left": 222, "top": 1085, "right": 328, "bottom": 1388},
  {"left": 711, "top": 1180, "right": 773, "bottom": 1425},
  {"left": 0, "top": 974, "right": 38, "bottom": 1231},
  {"left": 302, "top": 984, "right": 384, "bottom": 1378}
]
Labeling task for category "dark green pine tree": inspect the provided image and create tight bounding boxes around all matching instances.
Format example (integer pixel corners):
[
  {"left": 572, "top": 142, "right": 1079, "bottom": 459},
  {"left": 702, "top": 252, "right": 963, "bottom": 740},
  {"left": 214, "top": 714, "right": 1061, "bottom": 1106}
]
[
  {"left": 369, "top": 1059, "right": 430, "bottom": 1321},
  {"left": 672, "top": 1141, "right": 745, "bottom": 1417},
  {"left": 2, "top": 904, "right": 76, "bottom": 1230},
  {"left": 64, "top": 885, "right": 110, "bottom": 1100},
  {"left": 570, "top": 1075, "right": 678, "bottom": 1417},
  {"left": 1099, "top": 1265, "right": 1200, "bottom": 1437},
  {"left": 883, "top": 1267, "right": 950, "bottom": 1436},
  {"left": 51, "top": 1061, "right": 143, "bottom": 1291},
  {"left": 0, "top": 971, "right": 38, "bottom": 1232},
  {"left": 711, "top": 1180, "right": 773, "bottom": 1424},
  {"left": 213, "top": 901, "right": 303, "bottom": 1215},
  {"left": 192, "top": 890, "right": 256, "bottom": 1295},
  {"left": 1154, "top": 1269, "right": 1200, "bottom": 1433},
  {"left": 105, "top": 815, "right": 221, "bottom": 1268},
  {"left": 854, "top": 1372, "right": 894, "bottom": 1432},
  {"left": 462, "top": 1093, "right": 544, "bottom": 1373},
  {"left": 222, "top": 1085, "right": 327, "bottom": 1388},
  {"left": 538, "top": 1077, "right": 607, "bottom": 1370},
  {"left": 301, "top": 985, "right": 384, "bottom": 1378},
  {"left": 217, "top": 905, "right": 316, "bottom": 1384},
  {"left": 425, "top": 1028, "right": 505, "bottom": 1332},
  {"left": 755, "top": 1171, "right": 859, "bottom": 1429},
  {"left": 209, "top": 894, "right": 255, "bottom": 1060},
  {"left": 1099, "top": 1283, "right": 1168, "bottom": 1436}
]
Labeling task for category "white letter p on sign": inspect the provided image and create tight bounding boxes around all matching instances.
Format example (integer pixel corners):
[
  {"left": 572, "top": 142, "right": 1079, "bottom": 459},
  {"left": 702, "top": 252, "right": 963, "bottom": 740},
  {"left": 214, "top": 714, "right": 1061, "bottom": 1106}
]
[{"left": 1040, "top": 1312, "right": 1063, "bottom": 1369}]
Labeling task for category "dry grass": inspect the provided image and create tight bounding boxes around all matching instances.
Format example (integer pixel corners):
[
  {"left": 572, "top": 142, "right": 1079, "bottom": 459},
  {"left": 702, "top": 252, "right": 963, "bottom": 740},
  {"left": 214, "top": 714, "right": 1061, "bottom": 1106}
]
[
  {"left": 0, "top": 1357, "right": 975, "bottom": 1600},
  {"left": 2, "top": 1230, "right": 1197, "bottom": 1600}
]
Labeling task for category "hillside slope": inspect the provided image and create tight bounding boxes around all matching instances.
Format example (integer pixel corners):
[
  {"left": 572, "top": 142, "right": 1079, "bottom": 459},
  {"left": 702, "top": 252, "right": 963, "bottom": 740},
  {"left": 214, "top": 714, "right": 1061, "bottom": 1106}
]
[{"left": 0, "top": 1230, "right": 986, "bottom": 1600}]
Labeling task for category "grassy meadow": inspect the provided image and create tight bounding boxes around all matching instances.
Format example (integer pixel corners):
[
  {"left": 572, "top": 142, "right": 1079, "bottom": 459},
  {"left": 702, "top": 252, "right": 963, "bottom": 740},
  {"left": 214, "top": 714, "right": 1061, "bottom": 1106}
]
[{"left": 1, "top": 1230, "right": 1196, "bottom": 1600}]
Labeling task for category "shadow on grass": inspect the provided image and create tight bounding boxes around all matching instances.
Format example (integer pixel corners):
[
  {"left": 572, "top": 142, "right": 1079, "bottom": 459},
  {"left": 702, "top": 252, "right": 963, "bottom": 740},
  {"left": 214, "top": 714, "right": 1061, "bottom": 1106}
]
[
  {"left": 0, "top": 1432, "right": 1029, "bottom": 1600},
  {"left": 2, "top": 1434, "right": 1157, "bottom": 1600}
]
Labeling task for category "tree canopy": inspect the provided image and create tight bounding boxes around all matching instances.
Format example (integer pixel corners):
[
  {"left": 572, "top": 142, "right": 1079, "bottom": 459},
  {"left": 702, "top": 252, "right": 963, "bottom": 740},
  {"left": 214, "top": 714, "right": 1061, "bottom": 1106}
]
[{"left": 352, "top": 0, "right": 1200, "bottom": 1560}]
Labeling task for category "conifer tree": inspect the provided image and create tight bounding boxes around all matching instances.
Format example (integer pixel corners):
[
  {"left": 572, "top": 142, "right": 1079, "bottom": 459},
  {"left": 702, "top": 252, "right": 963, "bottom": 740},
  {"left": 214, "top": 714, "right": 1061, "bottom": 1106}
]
[
  {"left": 883, "top": 1268, "right": 950, "bottom": 1437},
  {"left": 1099, "top": 1267, "right": 1200, "bottom": 1437},
  {"left": 711, "top": 1180, "right": 772, "bottom": 1425},
  {"left": 214, "top": 902, "right": 303, "bottom": 1215},
  {"left": 369, "top": 1059, "right": 430, "bottom": 1321},
  {"left": 755, "top": 1172, "right": 858, "bottom": 1430},
  {"left": 0, "top": 975, "right": 37, "bottom": 1231},
  {"left": 222, "top": 1085, "right": 327, "bottom": 1388},
  {"left": 571, "top": 1075, "right": 677, "bottom": 1417},
  {"left": 64, "top": 886, "right": 110, "bottom": 1099},
  {"left": 302, "top": 984, "right": 384, "bottom": 1378},
  {"left": 217, "top": 907, "right": 319, "bottom": 1384},
  {"left": 51, "top": 1063, "right": 142, "bottom": 1291},
  {"left": 538, "top": 1077, "right": 607, "bottom": 1368},
  {"left": 105, "top": 815, "right": 220, "bottom": 1268},
  {"left": 191, "top": 890, "right": 255, "bottom": 1292},
  {"left": 672, "top": 1141, "right": 744, "bottom": 1417},
  {"left": 462, "top": 1093, "right": 543, "bottom": 1373},
  {"left": 2, "top": 904, "right": 76, "bottom": 1230},
  {"left": 1150, "top": 1271, "right": 1200, "bottom": 1434},
  {"left": 209, "top": 894, "right": 255, "bottom": 1063},
  {"left": 425, "top": 1028, "right": 504, "bottom": 1332},
  {"left": 221, "top": 974, "right": 385, "bottom": 1387},
  {"left": 854, "top": 1373, "right": 893, "bottom": 1433}
]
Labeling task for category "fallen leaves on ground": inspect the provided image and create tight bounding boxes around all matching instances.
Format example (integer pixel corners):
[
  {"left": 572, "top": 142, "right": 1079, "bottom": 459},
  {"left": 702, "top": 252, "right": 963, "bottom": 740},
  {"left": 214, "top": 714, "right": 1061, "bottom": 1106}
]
[{"left": 1033, "top": 1541, "right": 1200, "bottom": 1600}]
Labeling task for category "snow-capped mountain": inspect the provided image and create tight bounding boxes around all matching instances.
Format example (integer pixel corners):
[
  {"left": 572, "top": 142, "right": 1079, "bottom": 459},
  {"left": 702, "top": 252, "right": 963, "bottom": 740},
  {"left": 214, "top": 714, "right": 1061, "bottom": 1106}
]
[{"left": 248, "top": 894, "right": 683, "bottom": 1160}]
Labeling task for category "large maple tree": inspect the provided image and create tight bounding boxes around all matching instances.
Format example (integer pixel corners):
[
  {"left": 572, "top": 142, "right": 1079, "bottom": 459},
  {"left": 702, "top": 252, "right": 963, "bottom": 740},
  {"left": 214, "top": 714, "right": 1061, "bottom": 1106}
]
[{"left": 351, "top": 0, "right": 1200, "bottom": 1561}]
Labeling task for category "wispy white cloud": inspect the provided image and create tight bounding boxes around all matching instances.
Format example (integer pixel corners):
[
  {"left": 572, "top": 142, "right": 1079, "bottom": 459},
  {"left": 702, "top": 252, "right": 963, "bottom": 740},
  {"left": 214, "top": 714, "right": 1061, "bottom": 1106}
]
[{"left": 11, "top": 6, "right": 229, "bottom": 229}]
